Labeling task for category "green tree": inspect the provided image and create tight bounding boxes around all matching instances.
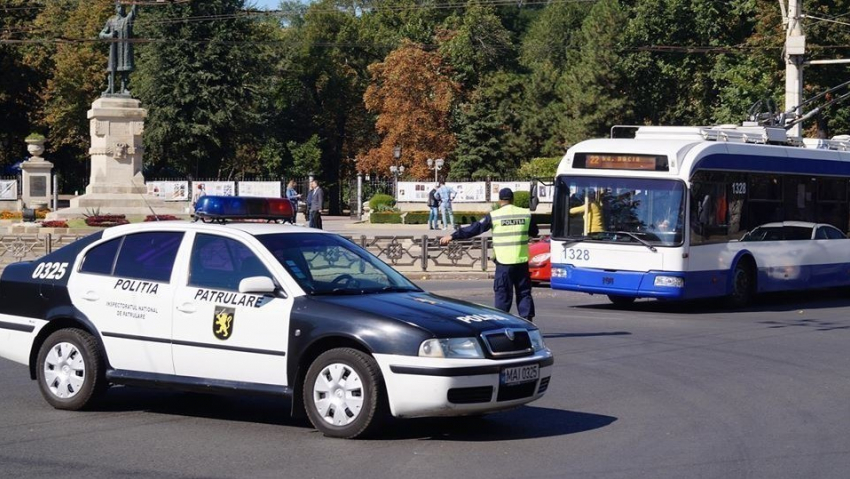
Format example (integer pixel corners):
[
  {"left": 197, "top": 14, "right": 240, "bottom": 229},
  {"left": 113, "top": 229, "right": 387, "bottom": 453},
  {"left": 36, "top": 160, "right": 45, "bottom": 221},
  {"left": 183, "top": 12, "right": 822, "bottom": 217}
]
[
  {"left": 134, "top": 0, "right": 261, "bottom": 178},
  {"left": 288, "top": 134, "right": 324, "bottom": 178},
  {"left": 560, "top": 0, "right": 631, "bottom": 145}
]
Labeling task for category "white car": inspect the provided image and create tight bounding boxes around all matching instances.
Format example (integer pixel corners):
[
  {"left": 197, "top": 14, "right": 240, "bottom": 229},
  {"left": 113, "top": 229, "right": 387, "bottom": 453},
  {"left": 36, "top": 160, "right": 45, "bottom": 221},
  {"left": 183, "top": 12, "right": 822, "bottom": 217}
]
[{"left": 0, "top": 200, "right": 552, "bottom": 438}]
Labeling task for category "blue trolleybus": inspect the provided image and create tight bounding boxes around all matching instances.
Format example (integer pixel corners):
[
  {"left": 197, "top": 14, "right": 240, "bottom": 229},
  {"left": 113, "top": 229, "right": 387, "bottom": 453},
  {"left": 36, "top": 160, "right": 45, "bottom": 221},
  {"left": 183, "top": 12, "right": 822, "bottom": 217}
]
[{"left": 541, "top": 125, "right": 850, "bottom": 306}]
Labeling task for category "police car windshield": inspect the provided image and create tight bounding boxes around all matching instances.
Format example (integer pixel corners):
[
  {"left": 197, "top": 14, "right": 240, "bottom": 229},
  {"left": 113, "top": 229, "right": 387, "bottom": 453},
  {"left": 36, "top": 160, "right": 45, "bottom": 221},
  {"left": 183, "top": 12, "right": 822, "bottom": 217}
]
[{"left": 256, "top": 233, "right": 420, "bottom": 296}]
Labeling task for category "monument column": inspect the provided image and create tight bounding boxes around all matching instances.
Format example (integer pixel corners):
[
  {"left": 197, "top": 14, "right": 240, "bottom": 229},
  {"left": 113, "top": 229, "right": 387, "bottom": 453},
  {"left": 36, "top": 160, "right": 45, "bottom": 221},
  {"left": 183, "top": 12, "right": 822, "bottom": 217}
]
[
  {"left": 84, "top": 97, "right": 146, "bottom": 195},
  {"left": 21, "top": 137, "right": 53, "bottom": 209}
]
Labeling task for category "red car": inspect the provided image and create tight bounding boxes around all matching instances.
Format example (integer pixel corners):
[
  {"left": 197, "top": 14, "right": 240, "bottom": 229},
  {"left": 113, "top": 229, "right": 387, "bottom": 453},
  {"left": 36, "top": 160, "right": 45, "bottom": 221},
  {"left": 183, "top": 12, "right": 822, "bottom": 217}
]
[{"left": 528, "top": 237, "right": 551, "bottom": 283}]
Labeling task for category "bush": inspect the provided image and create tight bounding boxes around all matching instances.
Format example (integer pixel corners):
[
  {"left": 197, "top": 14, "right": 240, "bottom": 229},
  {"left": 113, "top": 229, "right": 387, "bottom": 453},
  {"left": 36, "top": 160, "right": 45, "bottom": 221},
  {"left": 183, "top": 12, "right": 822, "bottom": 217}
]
[
  {"left": 369, "top": 193, "right": 395, "bottom": 211},
  {"left": 513, "top": 191, "right": 531, "bottom": 208},
  {"left": 144, "top": 215, "right": 180, "bottom": 222},
  {"left": 40, "top": 220, "right": 68, "bottom": 228},
  {"left": 0, "top": 211, "right": 21, "bottom": 219},
  {"left": 85, "top": 215, "right": 129, "bottom": 227},
  {"left": 516, "top": 156, "right": 561, "bottom": 179}
]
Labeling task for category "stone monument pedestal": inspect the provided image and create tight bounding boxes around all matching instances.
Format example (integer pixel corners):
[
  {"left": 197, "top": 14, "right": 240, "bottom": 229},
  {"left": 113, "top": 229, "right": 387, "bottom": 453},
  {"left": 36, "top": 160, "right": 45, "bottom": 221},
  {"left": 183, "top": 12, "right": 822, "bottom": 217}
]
[
  {"left": 49, "top": 97, "right": 187, "bottom": 219},
  {"left": 21, "top": 139, "right": 53, "bottom": 209}
]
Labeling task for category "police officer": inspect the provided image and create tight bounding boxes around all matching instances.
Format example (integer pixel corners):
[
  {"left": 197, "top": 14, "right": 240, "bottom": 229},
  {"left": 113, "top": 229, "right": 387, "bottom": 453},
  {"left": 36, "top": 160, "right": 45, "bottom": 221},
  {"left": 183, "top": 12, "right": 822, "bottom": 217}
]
[{"left": 440, "top": 188, "right": 537, "bottom": 321}]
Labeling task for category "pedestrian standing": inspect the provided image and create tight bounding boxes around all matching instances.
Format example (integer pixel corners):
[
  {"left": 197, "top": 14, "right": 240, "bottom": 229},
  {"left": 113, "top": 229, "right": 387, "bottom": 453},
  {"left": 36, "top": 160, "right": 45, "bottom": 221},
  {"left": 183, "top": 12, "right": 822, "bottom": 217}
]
[
  {"left": 436, "top": 181, "right": 456, "bottom": 230},
  {"left": 305, "top": 182, "right": 314, "bottom": 224},
  {"left": 440, "top": 188, "right": 537, "bottom": 321},
  {"left": 309, "top": 179, "right": 324, "bottom": 229},
  {"left": 427, "top": 183, "right": 440, "bottom": 230},
  {"left": 191, "top": 183, "right": 206, "bottom": 222},
  {"left": 285, "top": 179, "right": 300, "bottom": 224}
]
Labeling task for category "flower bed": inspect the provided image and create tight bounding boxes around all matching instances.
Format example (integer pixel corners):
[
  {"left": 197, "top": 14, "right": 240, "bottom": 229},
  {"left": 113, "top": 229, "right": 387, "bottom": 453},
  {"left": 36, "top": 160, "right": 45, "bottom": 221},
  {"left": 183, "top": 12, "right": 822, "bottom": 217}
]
[
  {"left": 85, "top": 215, "right": 129, "bottom": 227},
  {"left": 40, "top": 220, "right": 68, "bottom": 228},
  {"left": 144, "top": 214, "right": 180, "bottom": 222}
]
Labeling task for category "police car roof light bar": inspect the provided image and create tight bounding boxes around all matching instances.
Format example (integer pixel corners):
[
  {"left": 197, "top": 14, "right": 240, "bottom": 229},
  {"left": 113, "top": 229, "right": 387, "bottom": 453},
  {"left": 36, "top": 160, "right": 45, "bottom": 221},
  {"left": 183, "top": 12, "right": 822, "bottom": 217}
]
[{"left": 194, "top": 196, "right": 294, "bottom": 224}]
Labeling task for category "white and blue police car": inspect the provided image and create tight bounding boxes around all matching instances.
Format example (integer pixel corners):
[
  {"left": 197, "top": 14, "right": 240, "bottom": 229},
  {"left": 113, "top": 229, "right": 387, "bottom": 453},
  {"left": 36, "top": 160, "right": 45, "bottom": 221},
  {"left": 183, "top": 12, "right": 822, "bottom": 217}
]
[{"left": 0, "top": 197, "right": 553, "bottom": 438}]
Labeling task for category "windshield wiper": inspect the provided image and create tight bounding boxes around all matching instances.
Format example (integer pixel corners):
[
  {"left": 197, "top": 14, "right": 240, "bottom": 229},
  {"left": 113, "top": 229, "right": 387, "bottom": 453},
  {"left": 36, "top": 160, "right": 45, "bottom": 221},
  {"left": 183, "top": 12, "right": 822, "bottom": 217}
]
[
  {"left": 608, "top": 231, "right": 657, "bottom": 252},
  {"left": 378, "top": 286, "right": 419, "bottom": 293},
  {"left": 559, "top": 235, "right": 590, "bottom": 246}
]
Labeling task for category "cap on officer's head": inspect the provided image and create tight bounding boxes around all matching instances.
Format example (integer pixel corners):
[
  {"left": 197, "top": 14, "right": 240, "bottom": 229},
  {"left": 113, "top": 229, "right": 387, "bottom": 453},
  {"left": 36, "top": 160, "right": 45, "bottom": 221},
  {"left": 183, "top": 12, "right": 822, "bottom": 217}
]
[{"left": 499, "top": 188, "right": 514, "bottom": 201}]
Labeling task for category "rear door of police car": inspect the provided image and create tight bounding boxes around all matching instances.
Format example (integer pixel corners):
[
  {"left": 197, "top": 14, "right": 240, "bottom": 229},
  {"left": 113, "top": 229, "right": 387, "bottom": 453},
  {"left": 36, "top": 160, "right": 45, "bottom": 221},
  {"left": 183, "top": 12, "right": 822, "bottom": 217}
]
[
  {"left": 69, "top": 231, "right": 187, "bottom": 374},
  {"left": 170, "top": 231, "right": 293, "bottom": 386}
]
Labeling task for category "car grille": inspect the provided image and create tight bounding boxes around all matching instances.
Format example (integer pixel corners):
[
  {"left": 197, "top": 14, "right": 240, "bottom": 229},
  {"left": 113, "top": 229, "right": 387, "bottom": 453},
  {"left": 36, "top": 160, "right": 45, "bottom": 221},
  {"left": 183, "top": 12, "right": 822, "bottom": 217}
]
[
  {"left": 447, "top": 386, "right": 494, "bottom": 404},
  {"left": 497, "top": 381, "right": 537, "bottom": 402},
  {"left": 482, "top": 329, "right": 533, "bottom": 358},
  {"left": 537, "top": 376, "right": 550, "bottom": 394}
]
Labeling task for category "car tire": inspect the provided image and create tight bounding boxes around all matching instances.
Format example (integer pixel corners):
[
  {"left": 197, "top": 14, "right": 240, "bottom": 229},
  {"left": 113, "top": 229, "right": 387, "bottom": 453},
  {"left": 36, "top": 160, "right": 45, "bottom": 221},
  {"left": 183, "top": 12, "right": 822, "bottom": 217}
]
[
  {"left": 727, "top": 261, "right": 754, "bottom": 308},
  {"left": 36, "top": 328, "right": 106, "bottom": 411},
  {"left": 303, "top": 348, "right": 386, "bottom": 439},
  {"left": 607, "top": 295, "right": 636, "bottom": 306}
]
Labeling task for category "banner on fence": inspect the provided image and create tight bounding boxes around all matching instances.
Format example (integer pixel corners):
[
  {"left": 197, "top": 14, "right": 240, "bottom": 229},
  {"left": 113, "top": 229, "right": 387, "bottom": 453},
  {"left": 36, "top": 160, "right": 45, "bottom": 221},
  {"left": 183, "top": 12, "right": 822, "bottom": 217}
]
[
  {"left": 446, "top": 182, "right": 487, "bottom": 202},
  {"left": 0, "top": 180, "right": 16, "bottom": 200},
  {"left": 238, "top": 181, "right": 281, "bottom": 198},
  {"left": 147, "top": 181, "right": 189, "bottom": 201},
  {"left": 490, "top": 181, "right": 530, "bottom": 199},
  {"left": 396, "top": 182, "right": 432, "bottom": 202},
  {"left": 195, "top": 181, "right": 235, "bottom": 197},
  {"left": 535, "top": 180, "right": 554, "bottom": 203}
]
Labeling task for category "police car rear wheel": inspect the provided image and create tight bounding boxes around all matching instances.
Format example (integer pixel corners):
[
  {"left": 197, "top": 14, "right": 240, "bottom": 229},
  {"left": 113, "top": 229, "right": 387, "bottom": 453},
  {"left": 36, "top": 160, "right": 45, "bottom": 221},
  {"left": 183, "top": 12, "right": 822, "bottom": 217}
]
[
  {"left": 304, "top": 348, "right": 385, "bottom": 439},
  {"left": 36, "top": 328, "right": 106, "bottom": 411}
]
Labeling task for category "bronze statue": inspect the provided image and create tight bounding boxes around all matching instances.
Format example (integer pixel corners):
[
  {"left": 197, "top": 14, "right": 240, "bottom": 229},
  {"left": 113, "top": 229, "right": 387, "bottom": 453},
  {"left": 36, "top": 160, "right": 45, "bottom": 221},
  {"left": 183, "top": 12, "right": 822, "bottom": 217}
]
[{"left": 100, "top": 3, "right": 137, "bottom": 96}]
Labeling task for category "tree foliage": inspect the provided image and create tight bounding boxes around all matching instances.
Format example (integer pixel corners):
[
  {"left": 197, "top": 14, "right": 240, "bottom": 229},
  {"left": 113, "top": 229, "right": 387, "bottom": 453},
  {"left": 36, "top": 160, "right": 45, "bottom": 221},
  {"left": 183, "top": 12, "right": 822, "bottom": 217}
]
[{"left": 360, "top": 42, "right": 460, "bottom": 179}]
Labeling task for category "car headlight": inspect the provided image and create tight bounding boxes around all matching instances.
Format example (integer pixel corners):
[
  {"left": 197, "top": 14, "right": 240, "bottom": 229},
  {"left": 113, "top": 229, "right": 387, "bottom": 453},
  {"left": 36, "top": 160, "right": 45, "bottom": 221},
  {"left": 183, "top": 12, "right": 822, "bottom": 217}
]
[
  {"left": 528, "top": 329, "right": 546, "bottom": 352},
  {"left": 654, "top": 275, "right": 684, "bottom": 287},
  {"left": 551, "top": 266, "right": 567, "bottom": 278},
  {"left": 530, "top": 253, "right": 551, "bottom": 265},
  {"left": 419, "top": 338, "right": 484, "bottom": 359}
]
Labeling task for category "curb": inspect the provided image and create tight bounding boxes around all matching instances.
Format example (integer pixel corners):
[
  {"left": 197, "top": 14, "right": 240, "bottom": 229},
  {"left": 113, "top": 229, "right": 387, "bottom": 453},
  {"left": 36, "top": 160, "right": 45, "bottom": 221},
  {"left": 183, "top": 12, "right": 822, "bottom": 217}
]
[{"left": 401, "top": 271, "right": 495, "bottom": 281}]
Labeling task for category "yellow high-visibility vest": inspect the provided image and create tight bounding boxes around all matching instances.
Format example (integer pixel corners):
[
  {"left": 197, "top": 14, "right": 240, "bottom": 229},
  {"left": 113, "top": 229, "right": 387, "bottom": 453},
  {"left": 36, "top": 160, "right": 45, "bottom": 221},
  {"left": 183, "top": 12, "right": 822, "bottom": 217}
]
[{"left": 490, "top": 204, "right": 532, "bottom": 264}]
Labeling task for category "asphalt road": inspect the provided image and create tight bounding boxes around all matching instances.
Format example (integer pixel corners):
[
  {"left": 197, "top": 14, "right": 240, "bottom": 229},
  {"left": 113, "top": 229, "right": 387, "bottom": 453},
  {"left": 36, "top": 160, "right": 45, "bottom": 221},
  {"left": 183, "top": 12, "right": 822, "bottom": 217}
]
[{"left": 2, "top": 282, "right": 850, "bottom": 478}]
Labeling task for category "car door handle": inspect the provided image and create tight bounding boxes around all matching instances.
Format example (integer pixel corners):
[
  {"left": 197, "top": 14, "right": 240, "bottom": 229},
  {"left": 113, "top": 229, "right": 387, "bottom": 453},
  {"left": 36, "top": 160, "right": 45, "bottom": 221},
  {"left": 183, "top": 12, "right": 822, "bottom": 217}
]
[
  {"left": 176, "top": 303, "right": 196, "bottom": 314},
  {"left": 82, "top": 291, "right": 99, "bottom": 301}
]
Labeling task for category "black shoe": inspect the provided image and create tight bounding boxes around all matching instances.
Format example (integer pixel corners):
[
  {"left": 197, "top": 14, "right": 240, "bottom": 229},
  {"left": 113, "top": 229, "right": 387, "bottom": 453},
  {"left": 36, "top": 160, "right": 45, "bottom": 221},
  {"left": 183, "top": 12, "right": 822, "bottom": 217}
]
[{"left": 525, "top": 316, "right": 534, "bottom": 322}]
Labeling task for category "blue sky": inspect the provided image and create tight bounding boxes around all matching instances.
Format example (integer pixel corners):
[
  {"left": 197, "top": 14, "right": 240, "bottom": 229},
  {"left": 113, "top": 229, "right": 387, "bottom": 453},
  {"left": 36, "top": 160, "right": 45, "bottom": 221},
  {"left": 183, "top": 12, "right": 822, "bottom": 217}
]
[{"left": 251, "top": 0, "right": 283, "bottom": 9}]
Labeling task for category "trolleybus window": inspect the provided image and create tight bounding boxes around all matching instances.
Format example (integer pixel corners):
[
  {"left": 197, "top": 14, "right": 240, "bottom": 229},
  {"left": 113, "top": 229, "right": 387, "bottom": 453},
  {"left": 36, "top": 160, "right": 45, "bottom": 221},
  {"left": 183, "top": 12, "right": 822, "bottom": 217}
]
[{"left": 552, "top": 176, "right": 685, "bottom": 247}]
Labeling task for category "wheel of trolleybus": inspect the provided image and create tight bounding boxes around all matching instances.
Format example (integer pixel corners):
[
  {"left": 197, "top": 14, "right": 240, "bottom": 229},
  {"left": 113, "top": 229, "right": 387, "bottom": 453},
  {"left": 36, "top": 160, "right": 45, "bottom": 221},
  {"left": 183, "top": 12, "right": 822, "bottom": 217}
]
[
  {"left": 727, "top": 261, "right": 754, "bottom": 308},
  {"left": 607, "top": 295, "right": 636, "bottom": 306},
  {"left": 304, "top": 348, "right": 386, "bottom": 438},
  {"left": 36, "top": 328, "right": 107, "bottom": 411}
]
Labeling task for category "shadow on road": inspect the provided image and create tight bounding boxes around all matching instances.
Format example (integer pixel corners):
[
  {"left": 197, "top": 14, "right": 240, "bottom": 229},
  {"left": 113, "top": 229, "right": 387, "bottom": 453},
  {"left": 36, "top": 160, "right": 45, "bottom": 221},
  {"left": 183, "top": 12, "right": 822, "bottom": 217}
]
[
  {"left": 88, "top": 389, "right": 615, "bottom": 441},
  {"left": 375, "top": 406, "right": 617, "bottom": 441},
  {"left": 573, "top": 287, "right": 850, "bottom": 315}
]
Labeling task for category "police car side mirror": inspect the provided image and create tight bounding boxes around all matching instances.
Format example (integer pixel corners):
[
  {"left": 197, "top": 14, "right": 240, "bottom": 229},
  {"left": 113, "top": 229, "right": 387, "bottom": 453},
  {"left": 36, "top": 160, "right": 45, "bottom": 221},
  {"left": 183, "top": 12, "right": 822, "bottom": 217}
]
[{"left": 239, "top": 276, "right": 277, "bottom": 294}]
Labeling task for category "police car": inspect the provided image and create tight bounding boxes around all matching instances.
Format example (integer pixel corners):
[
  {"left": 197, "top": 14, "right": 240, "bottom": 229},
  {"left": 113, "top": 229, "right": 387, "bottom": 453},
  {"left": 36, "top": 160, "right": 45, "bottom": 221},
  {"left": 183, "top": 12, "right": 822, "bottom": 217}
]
[{"left": 0, "top": 198, "right": 552, "bottom": 438}]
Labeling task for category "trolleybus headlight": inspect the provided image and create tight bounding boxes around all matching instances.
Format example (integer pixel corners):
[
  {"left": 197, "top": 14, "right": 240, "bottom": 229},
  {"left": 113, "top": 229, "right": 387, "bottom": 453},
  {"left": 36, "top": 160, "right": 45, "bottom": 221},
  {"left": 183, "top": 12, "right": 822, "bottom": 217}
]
[
  {"left": 419, "top": 338, "right": 484, "bottom": 359},
  {"left": 551, "top": 267, "right": 567, "bottom": 279},
  {"left": 528, "top": 329, "right": 547, "bottom": 352},
  {"left": 530, "top": 253, "right": 550, "bottom": 266},
  {"left": 654, "top": 275, "right": 684, "bottom": 287}
]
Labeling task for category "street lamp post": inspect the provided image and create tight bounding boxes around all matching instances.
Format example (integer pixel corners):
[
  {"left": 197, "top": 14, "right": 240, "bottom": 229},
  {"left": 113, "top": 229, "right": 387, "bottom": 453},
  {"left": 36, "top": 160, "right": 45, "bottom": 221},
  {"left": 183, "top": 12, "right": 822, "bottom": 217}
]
[
  {"left": 426, "top": 158, "right": 444, "bottom": 182},
  {"left": 389, "top": 165, "right": 405, "bottom": 199}
]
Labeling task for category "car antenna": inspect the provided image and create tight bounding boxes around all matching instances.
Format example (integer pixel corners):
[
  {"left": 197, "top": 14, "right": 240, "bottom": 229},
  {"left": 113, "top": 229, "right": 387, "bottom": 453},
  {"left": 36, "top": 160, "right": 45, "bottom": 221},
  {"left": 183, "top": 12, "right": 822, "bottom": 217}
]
[{"left": 131, "top": 179, "right": 160, "bottom": 221}]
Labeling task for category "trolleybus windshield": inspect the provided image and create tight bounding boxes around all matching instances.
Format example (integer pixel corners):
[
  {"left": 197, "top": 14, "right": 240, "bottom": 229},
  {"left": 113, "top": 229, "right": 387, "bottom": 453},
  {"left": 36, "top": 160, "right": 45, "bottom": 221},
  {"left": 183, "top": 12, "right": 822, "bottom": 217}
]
[{"left": 553, "top": 176, "right": 686, "bottom": 247}]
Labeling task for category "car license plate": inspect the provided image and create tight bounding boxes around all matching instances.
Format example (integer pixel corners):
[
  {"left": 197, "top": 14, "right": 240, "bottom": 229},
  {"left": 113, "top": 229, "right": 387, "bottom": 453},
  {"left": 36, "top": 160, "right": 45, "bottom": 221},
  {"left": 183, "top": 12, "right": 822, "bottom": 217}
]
[{"left": 501, "top": 364, "right": 539, "bottom": 386}]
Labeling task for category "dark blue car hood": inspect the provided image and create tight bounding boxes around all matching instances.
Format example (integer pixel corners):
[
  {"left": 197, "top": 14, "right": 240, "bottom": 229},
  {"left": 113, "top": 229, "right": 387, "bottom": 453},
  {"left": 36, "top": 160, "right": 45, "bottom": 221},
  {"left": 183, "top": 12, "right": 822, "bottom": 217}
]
[{"left": 310, "top": 291, "right": 532, "bottom": 337}]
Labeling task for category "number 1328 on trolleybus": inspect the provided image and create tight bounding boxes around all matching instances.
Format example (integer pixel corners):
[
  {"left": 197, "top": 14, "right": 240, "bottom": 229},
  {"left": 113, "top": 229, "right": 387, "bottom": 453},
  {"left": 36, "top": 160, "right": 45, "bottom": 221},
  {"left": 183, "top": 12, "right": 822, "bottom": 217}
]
[{"left": 539, "top": 125, "right": 850, "bottom": 307}]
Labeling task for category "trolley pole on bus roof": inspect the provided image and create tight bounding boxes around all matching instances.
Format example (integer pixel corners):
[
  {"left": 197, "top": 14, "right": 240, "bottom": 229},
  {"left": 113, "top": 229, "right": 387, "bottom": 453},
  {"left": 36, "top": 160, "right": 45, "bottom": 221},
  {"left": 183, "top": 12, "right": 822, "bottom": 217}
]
[{"left": 783, "top": 0, "right": 805, "bottom": 139}]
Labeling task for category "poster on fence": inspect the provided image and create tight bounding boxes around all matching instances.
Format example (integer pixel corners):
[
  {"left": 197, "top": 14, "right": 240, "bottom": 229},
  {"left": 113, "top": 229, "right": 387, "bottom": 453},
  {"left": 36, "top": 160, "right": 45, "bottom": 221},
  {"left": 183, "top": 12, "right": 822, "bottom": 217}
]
[
  {"left": 195, "top": 181, "right": 235, "bottom": 196},
  {"left": 238, "top": 181, "right": 281, "bottom": 198},
  {"left": 0, "top": 180, "right": 16, "bottom": 200},
  {"left": 445, "top": 182, "right": 487, "bottom": 202},
  {"left": 396, "top": 182, "right": 431, "bottom": 202},
  {"left": 490, "top": 181, "right": 530, "bottom": 199},
  {"left": 535, "top": 180, "right": 554, "bottom": 203},
  {"left": 146, "top": 181, "right": 189, "bottom": 201}
]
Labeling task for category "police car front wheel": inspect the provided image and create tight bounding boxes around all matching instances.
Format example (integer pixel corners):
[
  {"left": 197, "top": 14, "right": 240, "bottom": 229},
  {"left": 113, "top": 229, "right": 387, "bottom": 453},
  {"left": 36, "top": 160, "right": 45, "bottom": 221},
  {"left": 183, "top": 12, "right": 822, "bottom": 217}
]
[
  {"left": 304, "top": 348, "right": 386, "bottom": 438},
  {"left": 36, "top": 328, "right": 106, "bottom": 411}
]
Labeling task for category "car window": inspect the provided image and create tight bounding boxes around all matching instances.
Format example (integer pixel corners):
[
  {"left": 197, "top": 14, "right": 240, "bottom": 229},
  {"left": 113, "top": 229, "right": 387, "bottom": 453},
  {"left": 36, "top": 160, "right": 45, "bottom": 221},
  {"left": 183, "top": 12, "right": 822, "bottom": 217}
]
[
  {"left": 815, "top": 227, "right": 830, "bottom": 240},
  {"left": 113, "top": 232, "right": 184, "bottom": 283},
  {"left": 189, "top": 234, "right": 272, "bottom": 291},
  {"left": 783, "top": 226, "right": 812, "bottom": 241},
  {"left": 79, "top": 238, "right": 122, "bottom": 275},
  {"left": 824, "top": 226, "right": 847, "bottom": 240}
]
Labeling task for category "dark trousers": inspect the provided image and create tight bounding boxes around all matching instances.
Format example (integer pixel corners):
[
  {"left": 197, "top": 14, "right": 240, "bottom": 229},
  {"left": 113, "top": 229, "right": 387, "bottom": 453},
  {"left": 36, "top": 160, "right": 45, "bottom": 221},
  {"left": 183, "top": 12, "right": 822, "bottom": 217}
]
[
  {"left": 493, "top": 262, "right": 535, "bottom": 320},
  {"left": 309, "top": 210, "right": 323, "bottom": 229}
]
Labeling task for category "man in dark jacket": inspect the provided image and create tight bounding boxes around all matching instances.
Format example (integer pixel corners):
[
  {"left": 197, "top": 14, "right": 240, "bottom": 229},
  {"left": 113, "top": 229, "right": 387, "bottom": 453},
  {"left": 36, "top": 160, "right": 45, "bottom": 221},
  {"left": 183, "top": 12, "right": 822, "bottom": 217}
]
[
  {"left": 309, "top": 179, "right": 324, "bottom": 229},
  {"left": 427, "top": 183, "right": 440, "bottom": 230}
]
